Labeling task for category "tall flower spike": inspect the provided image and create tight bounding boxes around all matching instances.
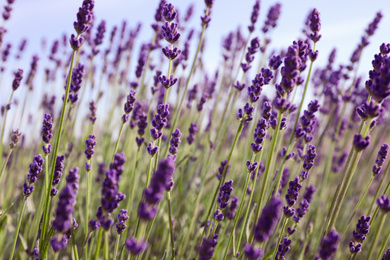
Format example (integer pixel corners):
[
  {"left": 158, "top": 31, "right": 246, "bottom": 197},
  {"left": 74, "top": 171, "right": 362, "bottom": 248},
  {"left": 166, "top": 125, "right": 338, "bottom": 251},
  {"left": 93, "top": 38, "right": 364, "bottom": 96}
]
[
  {"left": 218, "top": 180, "right": 233, "bottom": 209},
  {"left": 254, "top": 197, "right": 283, "bottom": 243},
  {"left": 309, "top": 8, "right": 321, "bottom": 42},
  {"left": 9, "top": 129, "right": 21, "bottom": 149},
  {"left": 169, "top": 128, "right": 181, "bottom": 154},
  {"left": 248, "top": 0, "right": 260, "bottom": 33},
  {"left": 12, "top": 69, "right": 23, "bottom": 91},
  {"left": 125, "top": 237, "right": 148, "bottom": 256},
  {"left": 23, "top": 155, "right": 44, "bottom": 197},
  {"left": 372, "top": 144, "right": 389, "bottom": 176}
]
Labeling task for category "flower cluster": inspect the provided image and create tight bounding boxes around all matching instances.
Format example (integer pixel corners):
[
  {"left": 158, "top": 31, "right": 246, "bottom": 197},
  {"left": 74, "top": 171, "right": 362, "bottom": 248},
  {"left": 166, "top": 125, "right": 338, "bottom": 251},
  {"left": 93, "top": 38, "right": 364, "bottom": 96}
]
[
  {"left": 254, "top": 197, "right": 282, "bottom": 243},
  {"left": 68, "top": 63, "right": 84, "bottom": 104},
  {"left": 125, "top": 237, "right": 148, "bottom": 256},
  {"left": 122, "top": 90, "right": 137, "bottom": 123},
  {"left": 150, "top": 104, "right": 170, "bottom": 140},
  {"left": 51, "top": 155, "right": 65, "bottom": 197},
  {"left": 187, "top": 123, "right": 198, "bottom": 145},
  {"left": 217, "top": 180, "right": 233, "bottom": 209},
  {"left": 115, "top": 209, "right": 129, "bottom": 234},
  {"left": 239, "top": 37, "right": 260, "bottom": 73},
  {"left": 169, "top": 128, "right": 181, "bottom": 154},
  {"left": 295, "top": 100, "right": 320, "bottom": 143},
  {"left": 9, "top": 129, "right": 21, "bottom": 149},
  {"left": 95, "top": 153, "right": 126, "bottom": 230},
  {"left": 12, "top": 68, "right": 23, "bottom": 91},
  {"left": 84, "top": 135, "right": 96, "bottom": 170},
  {"left": 318, "top": 229, "right": 340, "bottom": 260},
  {"left": 70, "top": 0, "right": 94, "bottom": 50},
  {"left": 372, "top": 143, "right": 389, "bottom": 176},
  {"left": 198, "top": 234, "right": 218, "bottom": 260},
  {"left": 349, "top": 215, "right": 371, "bottom": 253},
  {"left": 138, "top": 157, "right": 175, "bottom": 221},
  {"left": 23, "top": 155, "right": 44, "bottom": 197},
  {"left": 50, "top": 167, "right": 80, "bottom": 252}
]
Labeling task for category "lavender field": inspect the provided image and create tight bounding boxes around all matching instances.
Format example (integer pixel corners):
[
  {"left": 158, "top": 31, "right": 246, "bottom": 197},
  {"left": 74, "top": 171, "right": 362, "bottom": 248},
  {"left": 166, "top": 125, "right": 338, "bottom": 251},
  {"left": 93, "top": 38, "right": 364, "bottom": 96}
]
[{"left": 1, "top": 0, "right": 390, "bottom": 259}]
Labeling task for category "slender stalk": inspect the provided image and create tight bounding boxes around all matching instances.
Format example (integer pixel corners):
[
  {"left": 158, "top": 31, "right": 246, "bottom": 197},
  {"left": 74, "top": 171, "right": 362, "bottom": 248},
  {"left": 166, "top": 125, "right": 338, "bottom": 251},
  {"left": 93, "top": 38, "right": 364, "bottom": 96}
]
[
  {"left": 202, "top": 120, "right": 245, "bottom": 237},
  {"left": 94, "top": 228, "right": 104, "bottom": 260},
  {"left": 112, "top": 122, "right": 125, "bottom": 161},
  {"left": 367, "top": 158, "right": 390, "bottom": 216},
  {"left": 104, "top": 230, "right": 109, "bottom": 260},
  {"left": 163, "top": 7, "right": 209, "bottom": 157},
  {"left": 0, "top": 148, "right": 12, "bottom": 180},
  {"left": 272, "top": 216, "right": 288, "bottom": 260},
  {"left": 250, "top": 110, "right": 283, "bottom": 243},
  {"left": 223, "top": 161, "right": 253, "bottom": 260},
  {"left": 9, "top": 198, "right": 26, "bottom": 260},
  {"left": 341, "top": 175, "right": 374, "bottom": 236},
  {"left": 367, "top": 213, "right": 386, "bottom": 259},
  {"left": 0, "top": 90, "right": 14, "bottom": 166},
  {"left": 166, "top": 191, "right": 175, "bottom": 260},
  {"left": 376, "top": 224, "right": 390, "bottom": 260},
  {"left": 114, "top": 234, "right": 121, "bottom": 260},
  {"left": 236, "top": 150, "right": 263, "bottom": 253},
  {"left": 40, "top": 49, "right": 77, "bottom": 254},
  {"left": 85, "top": 159, "right": 92, "bottom": 259}
]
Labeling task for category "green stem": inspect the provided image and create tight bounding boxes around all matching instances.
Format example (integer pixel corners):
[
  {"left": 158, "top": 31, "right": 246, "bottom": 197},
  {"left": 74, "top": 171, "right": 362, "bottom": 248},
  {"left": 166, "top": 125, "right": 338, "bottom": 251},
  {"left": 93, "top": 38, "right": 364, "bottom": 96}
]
[
  {"left": 250, "top": 111, "right": 283, "bottom": 243},
  {"left": 9, "top": 198, "right": 26, "bottom": 260},
  {"left": 237, "top": 151, "right": 263, "bottom": 253},
  {"left": 94, "top": 228, "right": 104, "bottom": 260},
  {"left": 163, "top": 8, "right": 209, "bottom": 157},
  {"left": 202, "top": 121, "right": 245, "bottom": 237},
  {"left": 114, "top": 234, "right": 121, "bottom": 260},
  {"left": 85, "top": 160, "right": 92, "bottom": 259},
  {"left": 40, "top": 49, "right": 77, "bottom": 255},
  {"left": 112, "top": 122, "right": 125, "bottom": 161},
  {"left": 0, "top": 148, "right": 12, "bottom": 180},
  {"left": 223, "top": 163, "right": 253, "bottom": 260},
  {"left": 367, "top": 158, "right": 390, "bottom": 216},
  {"left": 341, "top": 175, "right": 374, "bottom": 236},
  {"left": 0, "top": 90, "right": 14, "bottom": 166},
  {"left": 272, "top": 216, "right": 288, "bottom": 260},
  {"left": 376, "top": 222, "right": 390, "bottom": 260},
  {"left": 166, "top": 191, "right": 175, "bottom": 260},
  {"left": 367, "top": 213, "right": 387, "bottom": 259},
  {"left": 104, "top": 230, "right": 109, "bottom": 260}
]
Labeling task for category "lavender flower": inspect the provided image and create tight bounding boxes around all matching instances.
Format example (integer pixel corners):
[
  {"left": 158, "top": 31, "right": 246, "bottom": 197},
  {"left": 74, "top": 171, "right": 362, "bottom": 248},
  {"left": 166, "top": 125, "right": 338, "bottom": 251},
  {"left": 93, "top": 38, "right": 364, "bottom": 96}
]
[
  {"left": 198, "top": 234, "right": 218, "bottom": 260},
  {"left": 349, "top": 215, "right": 371, "bottom": 253},
  {"left": 41, "top": 113, "right": 53, "bottom": 144},
  {"left": 318, "top": 229, "right": 340, "bottom": 260},
  {"left": 70, "top": 0, "right": 94, "bottom": 50},
  {"left": 240, "top": 37, "right": 260, "bottom": 73},
  {"left": 383, "top": 248, "right": 390, "bottom": 259},
  {"left": 244, "top": 243, "right": 263, "bottom": 259},
  {"left": 372, "top": 144, "right": 389, "bottom": 176},
  {"left": 122, "top": 90, "right": 137, "bottom": 122},
  {"left": 169, "top": 128, "right": 182, "bottom": 154},
  {"left": 353, "top": 134, "right": 370, "bottom": 152},
  {"left": 125, "top": 237, "right": 148, "bottom": 255},
  {"left": 248, "top": 0, "right": 260, "bottom": 33},
  {"left": 25, "top": 55, "right": 39, "bottom": 90},
  {"left": 216, "top": 159, "right": 230, "bottom": 179},
  {"left": 51, "top": 155, "right": 65, "bottom": 196},
  {"left": 150, "top": 104, "right": 170, "bottom": 140},
  {"left": 254, "top": 197, "right": 282, "bottom": 243},
  {"left": 12, "top": 69, "right": 23, "bottom": 91},
  {"left": 9, "top": 129, "right": 21, "bottom": 149},
  {"left": 217, "top": 180, "right": 233, "bottom": 209},
  {"left": 214, "top": 209, "right": 224, "bottom": 222},
  {"left": 303, "top": 184, "right": 316, "bottom": 203},
  {"left": 226, "top": 196, "right": 238, "bottom": 219},
  {"left": 187, "top": 123, "right": 198, "bottom": 144},
  {"left": 69, "top": 63, "right": 84, "bottom": 104},
  {"left": 23, "top": 155, "right": 44, "bottom": 197},
  {"left": 377, "top": 195, "right": 390, "bottom": 213},
  {"left": 115, "top": 209, "right": 129, "bottom": 234},
  {"left": 139, "top": 157, "right": 175, "bottom": 221},
  {"left": 251, "top": 118, "right": 269, "bottom": 153},
  {"left": 89, "top": 100, "right": 97, "bottom": 124},
  {"left": 293, "top": 199, "right": 310, "bottom": 223},
  {"left": 276, "top": 237, "right": 291, "bottom": 260},
  {"left": 295, "top": 100, "right": 320, "bottom": 143},
  {"left": 50, "top": 168, "right": 80, "bottom": 252},
  {"left": 309, "top": 8, "right": 321, "bottom": 43},
  {"left": 262, "top": 3, "right": 282, "bottom": 33}
]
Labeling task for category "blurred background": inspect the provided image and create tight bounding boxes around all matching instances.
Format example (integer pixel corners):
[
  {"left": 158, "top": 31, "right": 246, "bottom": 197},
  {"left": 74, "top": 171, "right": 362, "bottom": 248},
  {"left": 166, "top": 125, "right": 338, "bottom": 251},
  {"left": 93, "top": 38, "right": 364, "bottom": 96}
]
[{"left": 1, "top": 0, "right": 390, "bottom": 137}]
